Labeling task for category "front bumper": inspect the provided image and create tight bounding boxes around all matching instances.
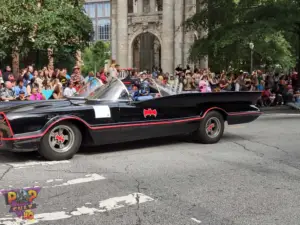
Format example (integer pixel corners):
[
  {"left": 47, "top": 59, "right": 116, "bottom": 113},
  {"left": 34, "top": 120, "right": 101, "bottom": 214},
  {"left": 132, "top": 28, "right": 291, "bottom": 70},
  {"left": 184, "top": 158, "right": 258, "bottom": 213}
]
[{"left": 0, "top": 138, "right": 40, "bottom": 152}]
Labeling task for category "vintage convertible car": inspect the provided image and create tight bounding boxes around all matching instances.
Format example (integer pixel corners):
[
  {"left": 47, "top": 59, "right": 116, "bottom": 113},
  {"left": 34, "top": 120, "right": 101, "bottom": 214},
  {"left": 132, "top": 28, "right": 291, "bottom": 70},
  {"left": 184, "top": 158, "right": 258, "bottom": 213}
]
[{"left": 0, "top": 77, "right": 262, "bottom": 160}]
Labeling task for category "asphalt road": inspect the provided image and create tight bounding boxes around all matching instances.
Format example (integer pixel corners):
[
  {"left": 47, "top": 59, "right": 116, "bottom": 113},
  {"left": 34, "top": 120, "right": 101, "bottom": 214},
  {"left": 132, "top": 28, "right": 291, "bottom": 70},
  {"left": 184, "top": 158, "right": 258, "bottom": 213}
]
[{"left": 0, "top": 114, "right": 300, "bottom": 225}]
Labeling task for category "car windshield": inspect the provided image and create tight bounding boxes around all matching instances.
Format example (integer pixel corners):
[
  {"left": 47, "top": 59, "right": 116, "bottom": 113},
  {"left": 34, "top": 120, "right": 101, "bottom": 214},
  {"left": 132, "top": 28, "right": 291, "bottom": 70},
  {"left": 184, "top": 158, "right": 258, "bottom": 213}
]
[
  {"left": 86, "top": 77, "right": 130, "bottom": 101},
  {"left": 73, "top": 77, "right": 103, "bottom": 98}
]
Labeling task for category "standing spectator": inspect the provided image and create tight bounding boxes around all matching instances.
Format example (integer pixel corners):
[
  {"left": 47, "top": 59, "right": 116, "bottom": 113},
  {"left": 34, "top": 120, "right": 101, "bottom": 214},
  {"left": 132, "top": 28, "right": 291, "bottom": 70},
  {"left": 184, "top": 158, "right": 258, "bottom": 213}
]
[
  {"left": 62, "top": 68, "right": 71, "bottom": 80},
  {"left": 1, "top": 81, "right": 16, "bottom": 101},
  {"left": 58, "top": 70, "right": 68, "bottom": 87},
  {"left": 109, "top": 64, "right": 118, "bottom": 78},
  {"left": 33, "top": 70, "right": 38, "bottom": 78},
  {"left": 27, "top": 65, "right": 34, "bottom": 80},
  {"left": 291, "top": 72, "right": 298, "bottom": 91},
  {"left": 2, "top": 66, "right": 12, "bottom": 82},
  {"left": 219, "top": 75, "right": 229, "bottom": 91},
  {"left": 71, "top": 66, "right": 84, "bottom": 84},
  {"left": 36, "top": 70, "right": 45, "bottom": 91},
  {"left": 23, "top": 71, "right": 31, "bottom": 87},
  {"left": 28, "top": 77, "right": 41, "bottom": 96},
  {"left": 44, "top": 69, "right": 51, "bottom": 79},
  {"left": 99, "top": 68, "right": 107, "bottom": 84}
]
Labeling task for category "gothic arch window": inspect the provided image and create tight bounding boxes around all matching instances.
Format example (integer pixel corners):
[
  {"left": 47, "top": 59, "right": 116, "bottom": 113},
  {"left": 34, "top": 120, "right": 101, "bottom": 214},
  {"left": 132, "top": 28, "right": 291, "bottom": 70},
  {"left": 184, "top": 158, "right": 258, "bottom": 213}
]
[
  {"left": 128, "top": 0, "right": 133, "bottom": 13},
  {"left": 143, "top": 0, "right": 150, "bottom": 13},
  {"left": 156, "top": 0, "right": 163, "bottom": 11},
  {"left": 196, "top": 1, "right": 200, "bottom": 13}
]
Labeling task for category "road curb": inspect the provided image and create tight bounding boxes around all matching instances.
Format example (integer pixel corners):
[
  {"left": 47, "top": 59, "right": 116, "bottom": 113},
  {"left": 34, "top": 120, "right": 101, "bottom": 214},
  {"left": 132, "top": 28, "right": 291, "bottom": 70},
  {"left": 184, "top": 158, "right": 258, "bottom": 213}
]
[{"left": 259, "top": 113, "right": 300, "bottom": 119}]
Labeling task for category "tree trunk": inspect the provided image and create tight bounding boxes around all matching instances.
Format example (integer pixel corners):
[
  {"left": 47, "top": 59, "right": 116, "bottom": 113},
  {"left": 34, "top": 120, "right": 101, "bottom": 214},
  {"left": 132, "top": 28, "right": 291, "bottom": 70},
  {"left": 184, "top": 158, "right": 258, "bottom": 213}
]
[
  {"left": 297, "top": 30, "right": 300, "bottom": 89},
  {"left": 12, "top": 47, "right": 20, "bottom": 79},
  {"left": 47, "top": 48, "right": 54, "bottom": 70},
  {"left": 75, "top": 50, "right": 83, "bottom": 68}
]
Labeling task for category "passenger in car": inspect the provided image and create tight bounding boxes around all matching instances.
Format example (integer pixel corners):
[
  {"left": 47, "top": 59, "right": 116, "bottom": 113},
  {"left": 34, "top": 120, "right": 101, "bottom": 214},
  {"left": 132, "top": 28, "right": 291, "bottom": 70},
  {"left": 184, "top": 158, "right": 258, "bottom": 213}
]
[{"left": 133, "top": 81, "right": 153, "bottom": 101}]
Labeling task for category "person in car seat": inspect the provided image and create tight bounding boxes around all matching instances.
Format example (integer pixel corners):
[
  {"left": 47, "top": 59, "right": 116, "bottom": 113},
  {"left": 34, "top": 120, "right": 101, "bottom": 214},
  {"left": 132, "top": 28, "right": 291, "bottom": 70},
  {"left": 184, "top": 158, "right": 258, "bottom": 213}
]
[{"left": 132, "top": 81, "right": 153, "bottom": 101}]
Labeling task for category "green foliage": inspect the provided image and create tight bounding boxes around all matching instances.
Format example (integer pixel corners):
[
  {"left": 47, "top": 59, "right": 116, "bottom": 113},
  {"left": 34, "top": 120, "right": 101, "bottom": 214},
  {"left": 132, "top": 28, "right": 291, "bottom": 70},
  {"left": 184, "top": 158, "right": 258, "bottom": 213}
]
[
  {"left": 184, "top": 0, "right": 298, "bottom": 71},
  {"left": 0, "top": 0, "right": 93, "bottom": 66},
  {"left": 0, "top": 0, "right": 38, "bottom": 57},
  {"left": 34, "top": 0, "right": 93, "bottom": 51},
  {"left": 82, "top": 41, "right": 110, "bottom": 75}
]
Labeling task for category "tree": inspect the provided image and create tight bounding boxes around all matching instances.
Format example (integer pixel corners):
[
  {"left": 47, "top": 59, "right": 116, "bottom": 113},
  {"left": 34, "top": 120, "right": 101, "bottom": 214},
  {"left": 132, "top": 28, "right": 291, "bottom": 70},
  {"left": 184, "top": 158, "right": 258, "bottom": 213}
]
[
  {"left": 184, "top": 0, "right": 297, "bottom": 72},
  {"left": 33, "top": 0, "right": 93, "bottom": 68},
  {"left": 0, "top": 0, "right": 39, "bottom": 76},
  {"left": 82, "top": 41, "right": 110, "bottom": 75},
  {"left": 0, "top": 0, "right": 93, "bottom": 75}
]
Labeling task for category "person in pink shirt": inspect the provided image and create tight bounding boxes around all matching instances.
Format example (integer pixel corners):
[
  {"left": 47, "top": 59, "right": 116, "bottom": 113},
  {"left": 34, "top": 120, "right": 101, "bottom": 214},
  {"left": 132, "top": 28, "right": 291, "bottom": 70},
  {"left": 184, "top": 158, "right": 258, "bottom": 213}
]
[{"left": 29, "top": 87, "right": 45, "bottom": 100}]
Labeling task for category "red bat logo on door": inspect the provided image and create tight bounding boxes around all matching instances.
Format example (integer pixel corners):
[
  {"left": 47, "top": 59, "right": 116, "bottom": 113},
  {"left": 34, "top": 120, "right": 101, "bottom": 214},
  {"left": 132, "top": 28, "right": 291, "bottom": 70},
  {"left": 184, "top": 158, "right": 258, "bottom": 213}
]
[{"left": 143, "top": 108, "right": 157, "bottom": 118}]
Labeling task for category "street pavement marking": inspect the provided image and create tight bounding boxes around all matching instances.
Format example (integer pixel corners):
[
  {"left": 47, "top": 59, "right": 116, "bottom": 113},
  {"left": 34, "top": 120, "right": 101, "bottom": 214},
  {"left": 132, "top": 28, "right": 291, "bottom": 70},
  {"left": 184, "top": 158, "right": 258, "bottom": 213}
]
[
  {"left": 0, "top": 174, "right": 105, "bottom": 194},
  {"left": 10, "top": 160, "right": 70, "bottom": 169},
  {"left": 191, "top": 218, "right": 202, "bottom": 223},
  {"left": 46, "top": 179, "right": 63, "bottom": 183},
  {"left": 47, "top": 174, "right": 105, "bottom": 188},
  {"left": 0, "top": 193, "right": 154, "bottom": 225}
]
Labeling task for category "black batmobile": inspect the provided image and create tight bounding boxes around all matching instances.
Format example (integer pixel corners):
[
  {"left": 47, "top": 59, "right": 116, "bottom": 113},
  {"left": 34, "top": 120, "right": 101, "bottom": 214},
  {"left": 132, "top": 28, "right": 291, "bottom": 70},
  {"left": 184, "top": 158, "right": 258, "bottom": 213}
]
[{"left": 0, "top": 77, "right": 262, "bottom": 161}]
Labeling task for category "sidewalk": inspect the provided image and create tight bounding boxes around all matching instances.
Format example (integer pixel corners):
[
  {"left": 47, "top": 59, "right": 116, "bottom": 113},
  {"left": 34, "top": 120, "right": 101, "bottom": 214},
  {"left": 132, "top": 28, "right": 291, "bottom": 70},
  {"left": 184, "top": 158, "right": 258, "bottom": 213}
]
[{"left": 259, "top": 105, "right": 299, "bottom": 114}]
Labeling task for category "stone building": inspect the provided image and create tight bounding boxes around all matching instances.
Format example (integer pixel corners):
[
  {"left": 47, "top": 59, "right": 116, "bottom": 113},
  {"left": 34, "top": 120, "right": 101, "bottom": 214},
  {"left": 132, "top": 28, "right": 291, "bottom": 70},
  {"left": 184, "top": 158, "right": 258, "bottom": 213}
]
[{"left": 111, "top": 0, "right": 207, "bottom": 73}]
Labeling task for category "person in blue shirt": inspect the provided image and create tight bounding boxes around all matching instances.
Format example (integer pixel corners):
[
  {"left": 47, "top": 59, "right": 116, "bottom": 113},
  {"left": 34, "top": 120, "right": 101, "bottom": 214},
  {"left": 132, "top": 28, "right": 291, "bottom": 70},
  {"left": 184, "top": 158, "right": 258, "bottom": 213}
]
[
  {"left": 27, "top": 66, "right": 34, "bottom": 80},
  {"left": 23, "top": 72, "right": 31, "bottom": 87},
  {"left": 14, "top": 79, "right": 27, "bottom": 97}
]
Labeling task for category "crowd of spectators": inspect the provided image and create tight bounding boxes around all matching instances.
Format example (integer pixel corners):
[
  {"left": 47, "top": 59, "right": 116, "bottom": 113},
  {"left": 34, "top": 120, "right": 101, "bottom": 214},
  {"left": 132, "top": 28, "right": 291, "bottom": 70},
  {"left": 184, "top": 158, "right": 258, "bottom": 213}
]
[
  {"left": 0, "top": 65, "right": 99, "bottom": 101},
  {"left": 0, "top": 63, "right": 300, "bottom": 107},
  {"left": 143, "top": 65, "right": 300, "bottom": 107}
]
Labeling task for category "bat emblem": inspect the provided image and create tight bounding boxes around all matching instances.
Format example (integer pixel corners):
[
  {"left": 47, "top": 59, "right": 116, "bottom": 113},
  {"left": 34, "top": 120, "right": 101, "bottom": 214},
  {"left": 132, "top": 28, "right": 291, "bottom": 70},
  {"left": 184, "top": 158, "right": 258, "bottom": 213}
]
[{"left": 143, "top": 108, "right": 157, "bottom": 118}]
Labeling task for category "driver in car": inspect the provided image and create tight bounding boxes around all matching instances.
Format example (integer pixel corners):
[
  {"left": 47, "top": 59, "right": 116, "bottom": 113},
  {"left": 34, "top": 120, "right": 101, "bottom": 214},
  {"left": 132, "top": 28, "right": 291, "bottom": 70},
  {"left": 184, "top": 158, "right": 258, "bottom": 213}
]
[{"left": 132, "top": 81, "right": 153, "bottom": 101}]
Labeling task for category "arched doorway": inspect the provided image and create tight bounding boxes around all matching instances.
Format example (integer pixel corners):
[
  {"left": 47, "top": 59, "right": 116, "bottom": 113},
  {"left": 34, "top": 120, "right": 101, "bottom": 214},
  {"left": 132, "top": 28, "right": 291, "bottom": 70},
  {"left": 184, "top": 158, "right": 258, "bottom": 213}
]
[{"left": 132, "top": 32, "right": 161, "bottom": 72}]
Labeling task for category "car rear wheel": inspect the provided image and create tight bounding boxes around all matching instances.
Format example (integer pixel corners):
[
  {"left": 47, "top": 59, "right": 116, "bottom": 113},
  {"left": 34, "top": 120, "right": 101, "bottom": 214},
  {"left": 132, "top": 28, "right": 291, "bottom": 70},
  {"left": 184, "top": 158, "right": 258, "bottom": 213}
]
[
  {"left": 192, "top": 111, "right": 225, "bottom": 144},
  {"left": 39, "top": 122, "right": 82, "bottom": 161}
]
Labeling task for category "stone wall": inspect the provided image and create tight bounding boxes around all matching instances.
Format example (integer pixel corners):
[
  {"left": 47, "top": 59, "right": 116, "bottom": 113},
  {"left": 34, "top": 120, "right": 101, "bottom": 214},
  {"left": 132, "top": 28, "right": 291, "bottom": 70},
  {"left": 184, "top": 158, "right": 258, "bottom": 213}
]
[{"left": 111, "top": 0, "right": 204, "bottom": 72}]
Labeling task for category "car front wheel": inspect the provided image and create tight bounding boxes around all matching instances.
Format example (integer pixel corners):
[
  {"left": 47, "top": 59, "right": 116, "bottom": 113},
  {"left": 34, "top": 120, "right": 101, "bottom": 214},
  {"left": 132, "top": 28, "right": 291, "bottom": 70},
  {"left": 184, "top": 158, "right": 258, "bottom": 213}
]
[
  {"left": 39, "top": 122, "right": 82, "bottom": 161},
  {"left": 192, "top": 111, "right": 225, "bottom": 144}
]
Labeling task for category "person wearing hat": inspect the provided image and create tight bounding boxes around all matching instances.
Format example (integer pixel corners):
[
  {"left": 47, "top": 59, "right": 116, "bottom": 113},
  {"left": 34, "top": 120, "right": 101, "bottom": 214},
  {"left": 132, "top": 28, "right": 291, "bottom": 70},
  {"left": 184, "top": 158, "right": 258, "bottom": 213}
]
[{"left": 16, "top": 90, "right": 27, "bottom": 101}]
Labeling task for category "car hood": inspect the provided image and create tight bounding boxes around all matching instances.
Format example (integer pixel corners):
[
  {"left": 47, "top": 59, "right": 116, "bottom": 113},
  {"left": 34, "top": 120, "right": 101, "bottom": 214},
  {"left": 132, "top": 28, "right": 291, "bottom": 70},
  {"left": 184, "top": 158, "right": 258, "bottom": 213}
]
[{"left": 0, "top": 99, "right": 83, "bottom": 114}]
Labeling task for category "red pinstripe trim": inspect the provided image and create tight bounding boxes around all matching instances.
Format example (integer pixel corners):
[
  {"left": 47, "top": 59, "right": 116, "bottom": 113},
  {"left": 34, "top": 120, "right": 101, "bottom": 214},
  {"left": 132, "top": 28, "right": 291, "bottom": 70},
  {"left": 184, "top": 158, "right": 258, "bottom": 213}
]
[
  {"left": 228, "top": 111, "right": 262, "bottom": 116},
  {"left": 0, "top": 107, "right": 261, "bottom": 141},
  {"left": 0, "top": 112, "right": 14, "bottom": 136}
]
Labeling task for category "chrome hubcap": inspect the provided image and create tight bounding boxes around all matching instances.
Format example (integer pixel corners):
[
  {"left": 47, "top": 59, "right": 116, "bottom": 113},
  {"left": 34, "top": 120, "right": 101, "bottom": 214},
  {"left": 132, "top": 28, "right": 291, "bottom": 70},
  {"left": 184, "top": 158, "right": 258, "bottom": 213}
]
[
  {"left": 205, "top": 117, "right": 221, "bottom": 138},
  {"left": 48, "top": 125, "right": 74, "bottom": 153}
]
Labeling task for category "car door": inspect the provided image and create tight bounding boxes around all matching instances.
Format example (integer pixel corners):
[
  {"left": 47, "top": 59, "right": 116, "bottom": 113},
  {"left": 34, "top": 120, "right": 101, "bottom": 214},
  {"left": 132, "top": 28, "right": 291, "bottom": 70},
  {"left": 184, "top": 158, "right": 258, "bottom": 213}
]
[
  {"left": 85, "top": 101, "right": 122, "bottom": 145},
  {"left": 118, "top": 98, "right": 199, "bottom": 142}
]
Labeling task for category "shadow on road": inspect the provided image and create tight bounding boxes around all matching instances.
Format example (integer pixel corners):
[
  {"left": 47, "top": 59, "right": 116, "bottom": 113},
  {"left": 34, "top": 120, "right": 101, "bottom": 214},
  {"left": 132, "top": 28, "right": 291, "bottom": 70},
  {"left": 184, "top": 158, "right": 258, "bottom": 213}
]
[
  {"left": 0, "top": 133, "right": 254, "bottom": 163},
  {"left": 78, "top": 136, "right": 185, "bottom": 155}
]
